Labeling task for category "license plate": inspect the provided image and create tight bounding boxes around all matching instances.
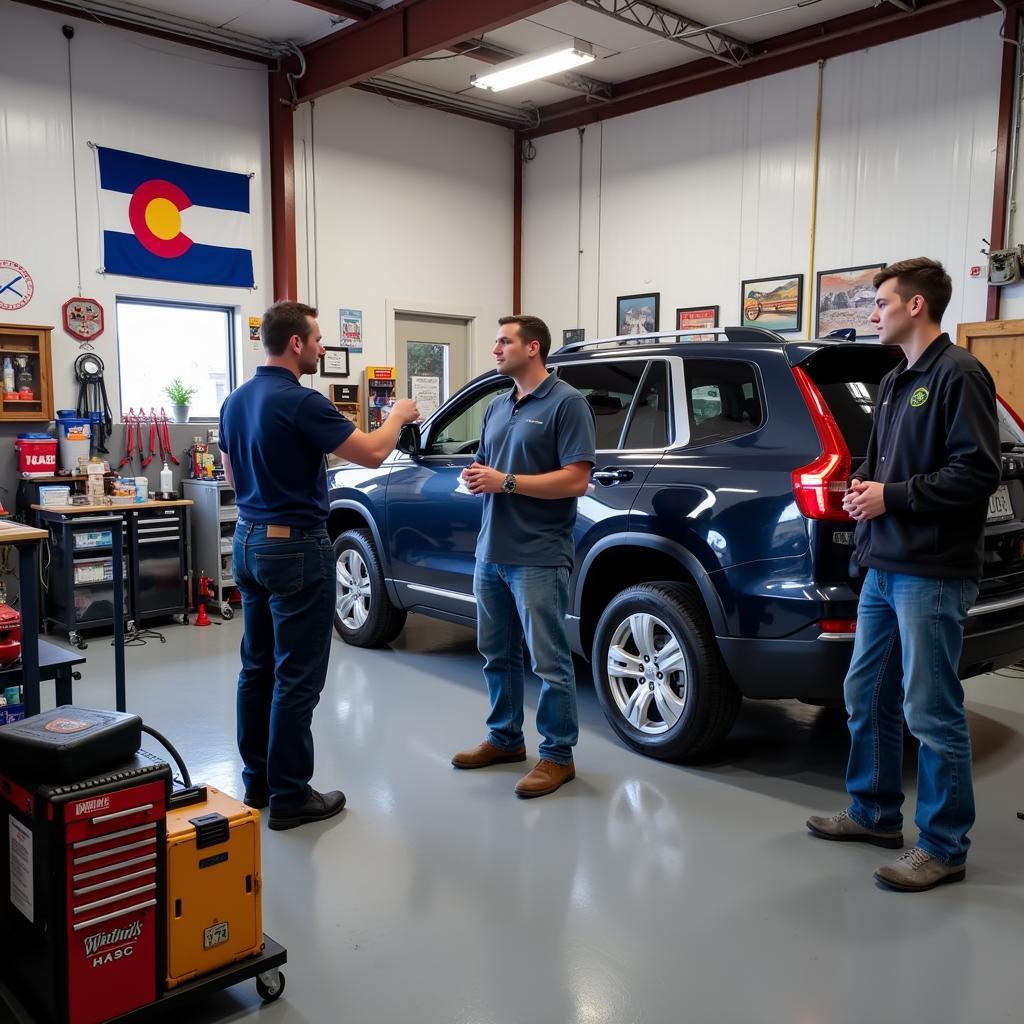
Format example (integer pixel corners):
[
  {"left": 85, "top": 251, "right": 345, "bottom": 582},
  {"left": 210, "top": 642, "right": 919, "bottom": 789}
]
[
  {"left": 987, "top": 484, "right": 1013, "bottom": 522},
  {"left": 203, "top": 922, "right": 229, "bottom": 949}
]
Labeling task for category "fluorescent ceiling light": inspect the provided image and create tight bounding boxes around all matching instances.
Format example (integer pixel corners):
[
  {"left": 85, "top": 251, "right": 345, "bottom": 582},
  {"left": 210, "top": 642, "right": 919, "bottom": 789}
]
[{"left": 471, "top": 39, "right": 595, "bottom": 92}]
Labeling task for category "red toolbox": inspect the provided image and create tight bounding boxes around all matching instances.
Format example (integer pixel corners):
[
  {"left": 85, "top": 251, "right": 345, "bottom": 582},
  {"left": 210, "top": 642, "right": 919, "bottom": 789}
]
[{"left": 0, "top": 750, "right": 171, "bottom": 1024}]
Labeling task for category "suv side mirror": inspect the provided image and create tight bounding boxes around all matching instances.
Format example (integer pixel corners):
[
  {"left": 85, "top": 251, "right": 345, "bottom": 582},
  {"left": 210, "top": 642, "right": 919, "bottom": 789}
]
[{"left": 397, "top": 422, "right": 422, "bottom": 456}]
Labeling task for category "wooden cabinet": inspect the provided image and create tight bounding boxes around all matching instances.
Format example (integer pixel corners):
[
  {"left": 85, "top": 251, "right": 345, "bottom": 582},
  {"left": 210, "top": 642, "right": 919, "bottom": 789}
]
[{"left": 0, "top": 323, "right": 55, "bottom": 422}]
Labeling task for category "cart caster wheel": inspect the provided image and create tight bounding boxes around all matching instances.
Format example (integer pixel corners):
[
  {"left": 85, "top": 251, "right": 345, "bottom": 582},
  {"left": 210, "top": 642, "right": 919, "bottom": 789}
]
[
  {"left": 69, "top": 632, "right": 87, "bottom": 650},
  {"left": 72, "top": 671, "right": 82, "bottom": 681},
  {"left": 179, "top": 613, "right": 189, "bottom": 625},
  {"left": 256, "top": 969, "right": 285, "bottom": 1003},
  {"left": 221, "top": 603, "right": 234, "bottom": 620}
]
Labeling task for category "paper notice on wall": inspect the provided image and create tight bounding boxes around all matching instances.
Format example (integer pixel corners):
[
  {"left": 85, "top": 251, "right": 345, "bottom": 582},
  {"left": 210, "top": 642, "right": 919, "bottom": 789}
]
[
  {"left": 9, "top": 815, "right": 33, "bottom": 923},
  {"left": 339, "top": 308, "right": 363, "bottom": 353},
  {"left": 411, "top": 375, "right": 440, "bottom": 419}
]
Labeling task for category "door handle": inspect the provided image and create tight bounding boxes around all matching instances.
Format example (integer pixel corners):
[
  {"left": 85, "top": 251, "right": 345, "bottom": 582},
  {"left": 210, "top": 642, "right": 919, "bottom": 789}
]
[{"left": 592, "top": 469, "right": 633, "bottom": 485}]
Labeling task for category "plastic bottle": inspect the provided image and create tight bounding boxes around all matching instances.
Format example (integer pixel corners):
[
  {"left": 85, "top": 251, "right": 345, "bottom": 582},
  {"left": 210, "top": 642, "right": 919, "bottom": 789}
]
[
  {"left": 160, "top": 460, "right": 173, "bottom": 494},
  {"left": 2, "top": 358, "right": 13, "bottom": 394}
]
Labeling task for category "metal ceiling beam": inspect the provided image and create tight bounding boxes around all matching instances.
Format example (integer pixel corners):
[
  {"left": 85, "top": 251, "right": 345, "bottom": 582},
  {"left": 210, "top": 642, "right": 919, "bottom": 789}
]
[
  {"left": 356, "top": 75, "right": 538, "bottom": 127},
  {"left": 448, "top": 39, "right": 613, "bottom": 100},
  {"left": 269, "top": 71, "right": 298, "bottom": 302},
  {"left": 289, "top": 0, "right": 382, "bottom": 21},
  {"left": 297, "top": 0, "right": 563, "bottom": 100},
  {"left": 525, "top": 0, "right": 1020, "bottom": 138},
  {"left": 573, "top": 0, "right": 752, "bottom": 67}
]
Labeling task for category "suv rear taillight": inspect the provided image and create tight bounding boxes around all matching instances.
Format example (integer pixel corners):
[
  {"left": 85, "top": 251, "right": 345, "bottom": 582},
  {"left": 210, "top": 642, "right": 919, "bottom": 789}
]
[{"left": 791, "top": 366, "right": 852, "bottom": 521}]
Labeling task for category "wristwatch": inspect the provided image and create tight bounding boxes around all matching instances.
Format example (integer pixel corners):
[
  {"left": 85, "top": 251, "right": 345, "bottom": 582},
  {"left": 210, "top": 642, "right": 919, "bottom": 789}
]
[{"left": 502, "top": 472, "right": 517, "bottom": 494}]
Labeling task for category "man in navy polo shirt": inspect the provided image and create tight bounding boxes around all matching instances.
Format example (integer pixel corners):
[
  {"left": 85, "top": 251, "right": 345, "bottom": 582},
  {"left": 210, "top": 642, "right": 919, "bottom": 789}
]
[
  {"left": 220, "top": 302, "right": 418, "bottom": 831},
  {"left": 452, "top": 315, "right": 596, "bottom": 798}
]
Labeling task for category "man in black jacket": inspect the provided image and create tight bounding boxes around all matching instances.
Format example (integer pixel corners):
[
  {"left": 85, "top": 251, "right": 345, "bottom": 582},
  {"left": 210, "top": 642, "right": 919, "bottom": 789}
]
[{"left": 806, "top": 258, "right": 1001, "bottom": 891}]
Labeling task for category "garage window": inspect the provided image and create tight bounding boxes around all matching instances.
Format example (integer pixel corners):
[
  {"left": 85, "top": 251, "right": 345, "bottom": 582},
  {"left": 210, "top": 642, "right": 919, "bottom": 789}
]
[
  {"left": 116, "top": 298, "right": 236, "bottom": 420},
  {"left": 684, "top": 359, "right": 763, "bottom": 445}
]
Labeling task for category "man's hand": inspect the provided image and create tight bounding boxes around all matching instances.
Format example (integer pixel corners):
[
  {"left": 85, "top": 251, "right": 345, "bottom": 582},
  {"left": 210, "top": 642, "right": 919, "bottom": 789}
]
[
  {"left": 462, "top": 462, "right": 505, "bottom": 494},
  {"left": 391, "top": 398, "right": 421, "bottom": 424},
  {"left": 843, "top": 479, "right": 886, "bottom": 521}
]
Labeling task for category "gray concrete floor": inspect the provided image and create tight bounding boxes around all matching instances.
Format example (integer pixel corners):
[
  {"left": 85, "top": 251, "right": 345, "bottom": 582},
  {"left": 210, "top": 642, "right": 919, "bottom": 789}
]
[{"left": 28, "top": 616, "right": 1024, "bottom": 1024}]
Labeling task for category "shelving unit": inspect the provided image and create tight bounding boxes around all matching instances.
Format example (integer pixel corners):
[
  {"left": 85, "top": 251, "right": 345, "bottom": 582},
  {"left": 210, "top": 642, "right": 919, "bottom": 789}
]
[
  {"left": 0, "top": 323, "right": 55, "bottom": 422},
  {"left": 181, "top": 479, "right": 238, "bottom": 619}
]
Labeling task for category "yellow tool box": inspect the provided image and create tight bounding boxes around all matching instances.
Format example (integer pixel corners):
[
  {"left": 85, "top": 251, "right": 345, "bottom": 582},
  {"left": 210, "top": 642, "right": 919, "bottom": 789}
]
[{"left": 165, "top": 786, "right": 263, "bottom": 989}]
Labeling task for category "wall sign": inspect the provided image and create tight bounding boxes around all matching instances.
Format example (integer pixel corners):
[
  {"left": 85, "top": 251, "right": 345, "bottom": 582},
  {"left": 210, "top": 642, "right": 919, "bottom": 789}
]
[
  {"left": 62, "top": 297, "right": 105, "bottom": 346},
  {"left": 0, "top": 260, "right": 34, "bottom": 311},
  {"left": 319, "top": 346, "right": 350, "bottom": 378},
  {"left": 339, "top": 308, "right": 363, "bottom": 353}
]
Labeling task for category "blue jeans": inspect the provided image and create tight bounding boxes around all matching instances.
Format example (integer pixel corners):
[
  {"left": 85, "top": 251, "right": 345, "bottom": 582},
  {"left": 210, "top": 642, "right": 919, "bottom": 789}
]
[
  {"left": 844, "top": 568, "right": 979, "bottom": 864},
  {"left": 233, "top": 520, "right": 336, "bottom": 811},
  {"left": 474, "top": 562, "right": 578, "bottom": 765}
]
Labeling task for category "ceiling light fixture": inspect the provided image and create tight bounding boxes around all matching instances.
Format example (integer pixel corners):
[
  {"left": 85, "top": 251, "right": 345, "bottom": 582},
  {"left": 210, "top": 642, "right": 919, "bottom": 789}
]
[{"left": 470, "top": 39, "right": 595, "bottom": 92}]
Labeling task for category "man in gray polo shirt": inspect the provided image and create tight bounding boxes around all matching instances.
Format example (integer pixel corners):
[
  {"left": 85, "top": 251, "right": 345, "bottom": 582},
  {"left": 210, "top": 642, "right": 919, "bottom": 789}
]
[{"left": 452, "top": 315, "right": 596, "bottom": 798}]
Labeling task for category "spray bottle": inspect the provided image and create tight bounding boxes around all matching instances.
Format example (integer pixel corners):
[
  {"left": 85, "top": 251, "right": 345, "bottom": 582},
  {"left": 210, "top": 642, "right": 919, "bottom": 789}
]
[{"left": 160, "top": 459, "right": 173, "bottom": 495}]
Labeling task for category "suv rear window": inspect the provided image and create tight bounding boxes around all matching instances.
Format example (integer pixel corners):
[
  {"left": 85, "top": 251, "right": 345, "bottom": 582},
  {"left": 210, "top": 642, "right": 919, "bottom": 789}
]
[{"left": 801, "top": 346, "right": 900, "bottom": 458}]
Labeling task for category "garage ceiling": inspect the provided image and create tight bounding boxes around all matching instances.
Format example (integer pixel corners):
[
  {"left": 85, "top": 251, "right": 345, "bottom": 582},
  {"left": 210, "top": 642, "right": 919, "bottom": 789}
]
[{"left": 13, "top": 0, "right": 1008, "bottom": 130}]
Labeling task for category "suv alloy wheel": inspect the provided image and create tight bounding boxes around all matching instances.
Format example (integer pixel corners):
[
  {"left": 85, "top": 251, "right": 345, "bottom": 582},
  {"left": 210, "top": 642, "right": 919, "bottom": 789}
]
[
  {"left": 591, "top": 581, "right": 741, "bottom": 761},
  {"left": 333, "top": 528, "right": 406, "bottom": 647}
]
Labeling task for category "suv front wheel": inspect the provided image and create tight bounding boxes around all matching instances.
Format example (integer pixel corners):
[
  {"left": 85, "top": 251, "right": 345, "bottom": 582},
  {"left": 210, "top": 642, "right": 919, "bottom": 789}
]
[
  {"left": 333, "top": 528, "right": 407, "bottom": 647},
  {"left": 591, "top": 582, "right": 740, "bottom": 762}
]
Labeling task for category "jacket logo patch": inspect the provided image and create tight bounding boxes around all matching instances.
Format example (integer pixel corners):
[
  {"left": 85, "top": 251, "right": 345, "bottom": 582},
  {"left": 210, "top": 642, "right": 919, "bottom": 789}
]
[
  {"left": 525, "top": 418, "right": 544, "bottom": 425},
  {"left": 910, "top": 387, "right": 929, "bottom": 408}
]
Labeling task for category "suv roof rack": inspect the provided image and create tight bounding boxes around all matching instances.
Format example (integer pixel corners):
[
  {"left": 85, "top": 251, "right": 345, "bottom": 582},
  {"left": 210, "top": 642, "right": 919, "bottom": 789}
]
[{"left": 556, "top": 326, "right": 785, "bottom": 354}]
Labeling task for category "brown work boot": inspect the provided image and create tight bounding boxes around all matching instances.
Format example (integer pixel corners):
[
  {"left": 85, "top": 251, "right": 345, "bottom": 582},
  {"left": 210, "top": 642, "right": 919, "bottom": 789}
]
[
  {"left": 514, "top": 759, "right": 575, "bottom": 799},
  {"left": 451, "top": 741, "right": 527, "bottom": 770}
]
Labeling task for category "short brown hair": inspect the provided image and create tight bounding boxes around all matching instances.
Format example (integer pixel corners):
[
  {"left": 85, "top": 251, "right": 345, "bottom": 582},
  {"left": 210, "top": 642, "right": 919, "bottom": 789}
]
[
  {"left": 873, "top": 258, "right": 952, "bottom": 322},
  {"left": 498, "top": 315, "right": 551, "bottom": 363},
  {"left": 262, "top": 301, "right": 318, "bottom": 356}
]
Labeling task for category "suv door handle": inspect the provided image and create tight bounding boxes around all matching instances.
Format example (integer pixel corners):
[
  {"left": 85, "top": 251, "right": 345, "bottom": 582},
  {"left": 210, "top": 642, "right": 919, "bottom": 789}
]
[{"left": 593, "top": 469, "right": 633, "bottom": 485}]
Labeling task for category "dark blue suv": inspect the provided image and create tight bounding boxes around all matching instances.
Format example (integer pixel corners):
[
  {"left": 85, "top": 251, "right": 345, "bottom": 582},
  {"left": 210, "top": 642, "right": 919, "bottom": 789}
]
[{"left": 326, "top": 328, "right": 1024, "bottom": 761}]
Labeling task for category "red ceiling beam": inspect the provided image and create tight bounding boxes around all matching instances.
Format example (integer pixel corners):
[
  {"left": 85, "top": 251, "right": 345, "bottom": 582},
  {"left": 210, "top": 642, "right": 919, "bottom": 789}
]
[
  {"left": 526, "top": 0, "right": 1020, "bottom": 138},
  {"left": 987, "top": 6, "right": 1019, "bottom": 320},
  {"left": 269, "top": 71, "right": 298, "bottom": 303},
  {"left": 297, "top": 0, "right": 562, "bottom": 100},
  {"left": 291, "top": 0, "right": 380, "bottom": 20}
]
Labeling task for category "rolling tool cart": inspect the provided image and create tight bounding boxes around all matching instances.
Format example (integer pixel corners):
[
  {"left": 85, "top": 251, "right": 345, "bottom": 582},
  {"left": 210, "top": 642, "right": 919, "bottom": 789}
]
[
  {"left": 0, "top": 708, "right": 288, "bottom": 1023},
  {"left": 181, "top": 480, "right": 238, "bottom": 619}
]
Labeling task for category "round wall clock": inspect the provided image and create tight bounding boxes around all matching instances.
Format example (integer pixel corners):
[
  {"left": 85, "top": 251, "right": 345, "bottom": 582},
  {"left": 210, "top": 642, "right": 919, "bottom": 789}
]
[
  {"left": 62, "top": 297, "right": 106, "bottom": 343},
  {"left": 0, "top": 260, "right": 34, "bottom": 311}
]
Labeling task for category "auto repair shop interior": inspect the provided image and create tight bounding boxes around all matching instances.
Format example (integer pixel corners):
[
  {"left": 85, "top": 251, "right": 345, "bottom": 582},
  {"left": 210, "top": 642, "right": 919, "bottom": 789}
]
[{"left": 1, "top": 1, "right": 1024, "bottom": 1022}]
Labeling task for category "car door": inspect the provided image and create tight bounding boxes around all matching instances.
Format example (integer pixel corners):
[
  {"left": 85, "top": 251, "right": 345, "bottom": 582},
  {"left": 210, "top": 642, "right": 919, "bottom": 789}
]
[
  {"left": 386, "top": 375, "right": 509, "bottom": 618},
  {"left": 553, "top": 357, "right": 673, "bottom": 564}
]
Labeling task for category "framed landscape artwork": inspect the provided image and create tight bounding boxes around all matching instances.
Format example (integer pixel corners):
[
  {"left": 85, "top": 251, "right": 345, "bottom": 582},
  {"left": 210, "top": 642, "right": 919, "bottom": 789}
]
[
  {"left": 741, "top": 275, "right": 803, "bottom": 332},
  {"left": 815, "top": 264, "right": 885, "bottom": 339},
  {"left": 616, "top": 293, "right": 660, "bottom": 336}
]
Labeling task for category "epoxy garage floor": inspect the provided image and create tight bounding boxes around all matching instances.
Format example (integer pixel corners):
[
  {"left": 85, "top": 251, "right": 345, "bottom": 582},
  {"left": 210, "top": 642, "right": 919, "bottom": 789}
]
[{"left": 19, "top": 616, "right": 1024, "bottom": 1024}]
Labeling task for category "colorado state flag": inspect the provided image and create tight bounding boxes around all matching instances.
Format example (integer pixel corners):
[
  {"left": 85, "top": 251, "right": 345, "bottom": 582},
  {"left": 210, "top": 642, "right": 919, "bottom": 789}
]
[{"left": 97, "top": 147, "right": 254, "bottom": 288}]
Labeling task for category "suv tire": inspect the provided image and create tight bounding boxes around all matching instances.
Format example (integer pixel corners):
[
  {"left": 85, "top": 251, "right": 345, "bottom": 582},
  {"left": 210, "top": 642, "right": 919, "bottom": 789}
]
[
  {"left": 591, "top": 581, "right": 740, "bottom": 762},
  {"left": 333, "top": 528, "right": 407, "bottom": 647}
]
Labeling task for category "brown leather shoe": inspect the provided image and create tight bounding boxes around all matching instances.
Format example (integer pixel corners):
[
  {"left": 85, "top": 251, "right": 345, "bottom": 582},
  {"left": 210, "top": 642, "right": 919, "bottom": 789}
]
[
  {"left": 451, "top": 741, "right": 527, "bottom": 769},
  {"left": 514, "top": 759, "right": 575, "bottom": 798}
]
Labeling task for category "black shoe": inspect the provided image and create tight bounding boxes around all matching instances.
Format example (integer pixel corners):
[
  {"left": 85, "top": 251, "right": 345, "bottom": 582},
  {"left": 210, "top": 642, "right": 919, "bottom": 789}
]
[
  {"left": 243, "top": 788, "right": 269, "bottom": 810},
  {"left": 268, "top": 789, "right": 346, "bottom": 832}
]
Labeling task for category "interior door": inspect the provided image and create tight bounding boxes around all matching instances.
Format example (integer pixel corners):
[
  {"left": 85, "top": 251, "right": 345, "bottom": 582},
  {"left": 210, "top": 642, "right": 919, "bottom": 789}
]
[
  {"left": 394, "top": 313, "right": 471, "bottom": 421},
  {"left": 957, "top": 318, "right": 1024, "bottom": 414}
]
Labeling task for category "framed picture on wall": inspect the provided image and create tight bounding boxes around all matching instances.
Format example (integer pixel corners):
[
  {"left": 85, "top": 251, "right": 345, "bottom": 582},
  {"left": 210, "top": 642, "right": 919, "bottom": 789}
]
[
  {"left": 675, "top": 305, "right": 719, "bottom": 331},
  {"left": 815, "top": 263, "right": 885, "bottom": 339},
  {"left": 319, "top": 346, "right": 350, "bottom": 378},
  {"left": 616, "top": 293, "right": 660, "bottom": 336},
  {"left": 740, "top": 274, "right": 803, "bottom": 332}
]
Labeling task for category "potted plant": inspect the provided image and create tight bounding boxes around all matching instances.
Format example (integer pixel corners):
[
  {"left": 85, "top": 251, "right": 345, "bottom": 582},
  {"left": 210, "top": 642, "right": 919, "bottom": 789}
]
[{"left": 164, "top": 377, "right": 197, "bottom": 423}]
